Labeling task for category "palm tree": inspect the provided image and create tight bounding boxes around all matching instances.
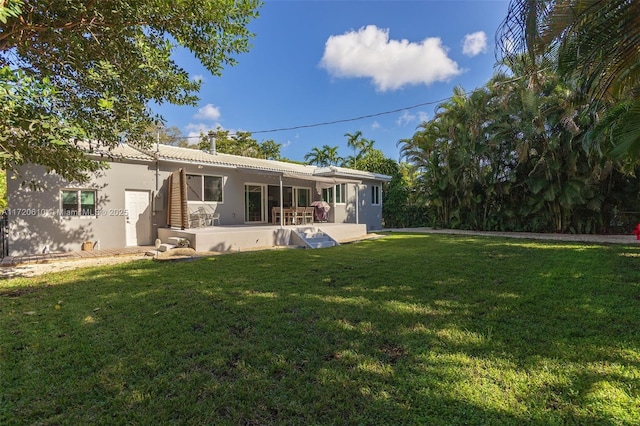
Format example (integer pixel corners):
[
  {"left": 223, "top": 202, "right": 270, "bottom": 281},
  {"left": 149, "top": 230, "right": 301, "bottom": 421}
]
[
  {"left": 498, "top": 0, "right": 640, "bottom": 100},
  {"left": 345, "top": 131, "right": 366, "bottom": 168},
  {"left": 323, "top": 145, "right": 343, "bottom": 166},
  {"left": 304, "top": 145, "right": 342, "bottom": 167},
  {"left": 360, "top": 138, "right": 374, "bottom": 158},
  {"left": 497, "top": 0, "right": 640, "bottom": 160},
  {"left": 304, "top": 146, "right": 329, "bottom": 166},
  {"left": 398, "top": 63, "right": 613, "bottom": 233}
]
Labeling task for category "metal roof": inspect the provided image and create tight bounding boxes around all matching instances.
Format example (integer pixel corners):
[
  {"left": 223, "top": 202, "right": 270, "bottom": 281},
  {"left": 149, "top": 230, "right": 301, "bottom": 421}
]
[
  {"left": 88, "top": 143, "right": 391, "bottom": 182},
  {"left": 83, "top": 142, "right": 154, "bottom": 161},
  {"left": 153, "top": 144, "right": 317, "bottom": 176}
]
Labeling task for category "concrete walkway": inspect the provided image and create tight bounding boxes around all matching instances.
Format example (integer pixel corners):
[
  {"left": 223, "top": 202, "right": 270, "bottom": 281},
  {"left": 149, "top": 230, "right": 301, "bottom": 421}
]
[
  {"left": 0, "top": 246, "right": 154, "bottom": 267},
  {"left": 381, "top": 228, "right": 640, "bottom": 245}
]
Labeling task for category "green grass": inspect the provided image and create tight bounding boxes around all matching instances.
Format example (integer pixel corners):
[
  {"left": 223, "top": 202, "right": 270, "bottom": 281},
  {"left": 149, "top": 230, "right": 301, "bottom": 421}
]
[{"left": 2, "top": 233, "right": 640, "bottom": 425}]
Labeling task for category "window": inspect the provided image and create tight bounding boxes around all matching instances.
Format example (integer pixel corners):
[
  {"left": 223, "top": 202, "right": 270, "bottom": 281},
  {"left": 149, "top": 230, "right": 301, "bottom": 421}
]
[
  {"left": 61, "top": 190, "right": 96, "bottom": 216},
  {"left": 187, "top": 174, "right": 223, "bottom": 202},
  {"left": 371, "top": 185, "right": 381, "bottom": 205},
  {"left": 322, "top": 187, "right": 333, "bottom": 204},
  {"left": 296, "top": 187, "right": 311, "bottom": 207},
  {"left": 335, "top": 183, "right": 346, "bottom": 204}
]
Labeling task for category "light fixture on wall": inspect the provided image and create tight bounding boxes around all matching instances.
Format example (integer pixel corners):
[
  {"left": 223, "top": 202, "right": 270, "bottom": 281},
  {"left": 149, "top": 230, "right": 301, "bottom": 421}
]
[{"left": 197, "top": 165, "right": 203, "bottom": 169}]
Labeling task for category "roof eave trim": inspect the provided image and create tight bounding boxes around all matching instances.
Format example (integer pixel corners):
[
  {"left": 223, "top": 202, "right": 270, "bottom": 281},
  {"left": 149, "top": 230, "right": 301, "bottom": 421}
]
[
  {"left": 313, "top": 170, "right": 392, "bottom": 182},
  {"left": 85, "top": 152, "right": 154, "bottom": 162},
  {"left": 156, "top": 156, "right": 239, "bottom": 169}
]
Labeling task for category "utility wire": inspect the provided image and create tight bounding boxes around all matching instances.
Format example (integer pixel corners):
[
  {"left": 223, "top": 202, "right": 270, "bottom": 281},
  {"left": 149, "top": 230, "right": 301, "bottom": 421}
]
[
  {"left": 248, "top": 96, "right": 455, "bottom": 135},
  {"left": 179, "top": 95, "right": 457, "bottom": 139},
  {"left": 180, "top": 74, "right": 526, "bottom": 139},
  {"left": 246, "top": 73, "right": 528, "bottom": 135}
]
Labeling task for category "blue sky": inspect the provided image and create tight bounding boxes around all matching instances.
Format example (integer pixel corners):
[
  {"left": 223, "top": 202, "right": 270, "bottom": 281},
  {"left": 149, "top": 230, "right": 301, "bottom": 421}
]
[{"left": 153, "top": 0, "right": 510, "bottom": 163}]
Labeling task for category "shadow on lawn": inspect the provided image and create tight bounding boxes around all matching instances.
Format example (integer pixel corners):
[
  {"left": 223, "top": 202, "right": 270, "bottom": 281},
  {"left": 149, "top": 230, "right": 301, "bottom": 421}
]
[{"left": 2, "top": 234, "right": 640, "bottom": 424}]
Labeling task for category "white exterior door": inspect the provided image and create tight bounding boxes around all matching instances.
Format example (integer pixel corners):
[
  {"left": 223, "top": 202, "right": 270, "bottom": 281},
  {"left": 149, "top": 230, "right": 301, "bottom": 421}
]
[{"left": 125, "top": 190, "right": 152, "bottom": 246}]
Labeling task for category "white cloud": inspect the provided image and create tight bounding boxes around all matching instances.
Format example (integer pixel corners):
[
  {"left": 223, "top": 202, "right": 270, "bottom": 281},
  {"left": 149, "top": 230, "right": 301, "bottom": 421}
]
[
  {"left": 371, "top": 121, "right": 381, "bottom": 129},
  {"left": 462, "top": 31, "right": 488, "bottom": 57},
  {"left": 194, "top": 103, "right": 221, "bottom": 121},
  {"left": 396, "top": 111, "right": 414, "bottom": 126},
  {"left": 396, "top": 110, "right": 429, "bottom": 126},
  {"left": 185, "top": 122, "right": 221, "bottom": 139},
  {"left": 320, "top": 25, "right": 461, "bottom": 91},
  {"left": 185, "top": 103, "right": 223, "bottom": 138},
  {"left": 192, "top": 74, "right": 204, "bottom": 83}
]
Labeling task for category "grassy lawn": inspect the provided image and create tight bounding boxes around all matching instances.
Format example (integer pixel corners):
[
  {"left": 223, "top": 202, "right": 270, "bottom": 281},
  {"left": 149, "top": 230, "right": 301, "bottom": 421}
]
[{"left": 2, "top": 233, "right": 640, "bottom": 425}]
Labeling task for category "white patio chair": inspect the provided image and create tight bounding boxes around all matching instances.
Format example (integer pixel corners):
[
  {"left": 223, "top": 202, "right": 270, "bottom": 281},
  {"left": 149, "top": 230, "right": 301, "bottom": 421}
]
[
  {"left": 295, "top": 207, "right": 306, "bottom": 225},
  {"left": 189, "top": 212, "right": 202, "bottom": 228},
  {"left": 272, "top": 207, "right": 281, "bottom": 225},
  {"left": 197, "top": 206, "right": 217, "bottom": 226},
  {"left": 304, "top": 206, "right": 314, "bottom": 224}
]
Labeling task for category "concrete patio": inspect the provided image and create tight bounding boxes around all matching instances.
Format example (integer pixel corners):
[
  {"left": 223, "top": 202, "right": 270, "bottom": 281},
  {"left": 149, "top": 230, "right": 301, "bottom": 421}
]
[{"left": 158, "top": 223, "right": 369, "bottom": 252}]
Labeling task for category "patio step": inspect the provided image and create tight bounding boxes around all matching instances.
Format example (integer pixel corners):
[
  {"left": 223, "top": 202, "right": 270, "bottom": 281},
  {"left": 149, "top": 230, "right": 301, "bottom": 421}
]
[
  {"left": 158, "top": 243, "right": 176, "bottom": 252},
  {"left": 302, "top": 232, "right": 325, "bottom": 238},
  {"left": 305, "top": 236, "right": 332, "bottom": 245},
  {"left": 309, "top": 239, "right": 336, "bottom": 249},
  {"left": 292, "top": 228, "right": 338, "bottom": 249}
]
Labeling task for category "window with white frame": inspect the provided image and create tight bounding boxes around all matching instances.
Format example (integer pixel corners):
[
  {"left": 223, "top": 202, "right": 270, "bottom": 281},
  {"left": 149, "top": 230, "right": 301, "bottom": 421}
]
[
  {"left": 187, "top": 174, "right": 223, "bottom": 202},
  {"left": 371, "top": 185, "right": 381, "bottom": 205},
  {"left": 335, "top": 183, "right": 346, "bottom": 204},
  {"left": 61, "top": 189, "right": 96, "bottom": 216}
]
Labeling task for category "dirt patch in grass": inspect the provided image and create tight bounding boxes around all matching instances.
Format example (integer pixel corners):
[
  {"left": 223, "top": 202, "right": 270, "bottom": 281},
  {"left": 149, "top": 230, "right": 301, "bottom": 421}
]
[{"left": 0, "top": 254, "right": 150, "bottom": 279}]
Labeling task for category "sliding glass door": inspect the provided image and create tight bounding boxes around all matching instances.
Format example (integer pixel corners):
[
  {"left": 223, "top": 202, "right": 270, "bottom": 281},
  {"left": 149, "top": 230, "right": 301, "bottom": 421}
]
[{"left": 245, "top": 184, "right": 266, "bottom": 223}]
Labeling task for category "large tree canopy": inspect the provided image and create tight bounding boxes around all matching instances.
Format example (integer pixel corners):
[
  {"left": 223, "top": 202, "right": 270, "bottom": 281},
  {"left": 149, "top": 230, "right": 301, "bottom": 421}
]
[
  {"left": 197, "top": 128, "right": 282, "bottom": 160},
  {"left": 497, "top": 0, "right": 640, "bottom": 100},
  {"left": 496, "top": 0, "right": 640, "bottom": 161},
  {"left": 0, "top": 0, "right": 260, "bottom": 182}
]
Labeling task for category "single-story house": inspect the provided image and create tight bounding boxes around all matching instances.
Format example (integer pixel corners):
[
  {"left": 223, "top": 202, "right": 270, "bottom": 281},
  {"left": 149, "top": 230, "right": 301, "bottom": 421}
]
[{"left": 7, "top": 143, "right": 391, "bottom": 255}]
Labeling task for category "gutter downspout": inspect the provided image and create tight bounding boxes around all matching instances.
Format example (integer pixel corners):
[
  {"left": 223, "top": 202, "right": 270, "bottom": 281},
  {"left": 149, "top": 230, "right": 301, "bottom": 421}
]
[
  {"left": 154, "top": 128, "right": 160, "bottom": 214},
  {"left": 155, "top": 129, "right": 160, "bottom": 195},
  {"left": 355, "top": 184, "right": 359, "bottom": 225},
  {"left": 279, "top": 174, "right": 284, "bottom": 229}
]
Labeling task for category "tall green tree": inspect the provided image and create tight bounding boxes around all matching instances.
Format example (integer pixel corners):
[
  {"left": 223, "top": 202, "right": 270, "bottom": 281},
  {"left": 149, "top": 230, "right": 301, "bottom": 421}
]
[
  {"left": 398, "top": 64, "right": 624, "bottom": 233},
  {"left": 0, "top": 0, "right": 261, "bottom": 182},
  {"left": 498, "top": 0, "right": 640, "bottom": 100},
  {"left": 497, "top": 0, "right": 640, "bottom": 161},
  {"left": 0, "top": 168, "right": 6, "bottom": 210},
  {"left": 304, "top": 145, "right": 342, "bottom": 167},
  {"left": 344, "top": 130, "right": 372, "bottom": 168},
  {"left": 198, "top": 128, "right": 281, "bottom": 159},
  {"left": 259, "top": 139, "right": 282, "bottom": 161},
  {"left": 143, "top": 124, "right": 189, "bottom": 148}
]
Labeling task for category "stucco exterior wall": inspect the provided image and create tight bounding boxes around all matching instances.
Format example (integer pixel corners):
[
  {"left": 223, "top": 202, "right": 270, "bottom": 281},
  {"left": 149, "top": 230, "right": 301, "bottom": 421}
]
[
  {"left": 357, "top": 181, "right": 384, "bottom": 231},
  {"left": 321, "top": 181, "right": 383, "bottom": 231},
  {"left": 8, "top": 160, "right": 167, "bottom": 256},
  {"left": 7, "top": 157, "right": 386, "bottom": 256}
]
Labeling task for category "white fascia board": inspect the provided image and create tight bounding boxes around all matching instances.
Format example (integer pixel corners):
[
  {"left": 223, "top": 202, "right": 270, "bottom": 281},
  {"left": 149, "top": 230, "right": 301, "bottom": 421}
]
[
  {"left": 155, "top": 157, "right": 239, "bottom": 170},
  {"left": 313, "top": 168, "right": 391, "bottom": 182}
]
